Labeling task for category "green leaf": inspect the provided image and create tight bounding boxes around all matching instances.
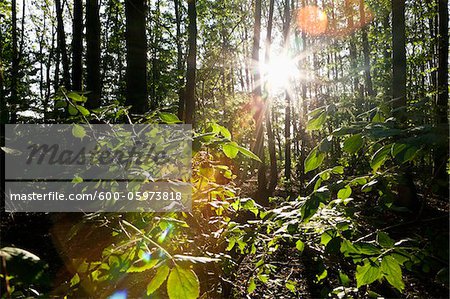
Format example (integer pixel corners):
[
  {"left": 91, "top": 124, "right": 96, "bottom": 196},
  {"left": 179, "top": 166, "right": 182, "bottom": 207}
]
[
  {"left": 370, "top": 145, "right": 392, "bottom": 172},
  {"left": 320, "top": 230, "right": 335, "bottom": 246},
  {"left": 72, "top": 124, "right": 86, "bottom": 139},
  {"left": 392, "top": 143, "right": 419, "bottom": 164},
  {"left": 332, "top": 166, "right": 345, "bottom": 174},
  {"left": 220, "top": 126, "right": 231, "bottom": 139},
  {"left": 343, "top": 134, "right": 364, "bottom": 154},
  {"left": 72, "top": 176, "right": 83, "bottom": 184},
  {"left": 147, "top": 264, "right": 170, "bottom": 295},
  {"left": 341, "top": 240, "right": 381, "bottom": 261},
  {"left": 236, "top": 145, "right": 262, "bottom": 162},
  {"left": 67, "top": 92, "right": 87, "bottom": 102},
  {"left": 226, "top": 238, "right": 236, "bottom": 251},
  {"left": 316, "top": 269, "right": 328, "bottom": 281},
  {"left": 247, "top": 277, "right": 256, "bottom": 294},
  {"left": 55, "top": 101, "right": 67, "bottom": 108},
  {"left": 381, "top": 255, "right": 404, "bottom": 291},
  {"left": 339, "top": 272, "right": 350, "bottom": 287},
  {"left": 337, "top": 185, "right": 352, "bottom": 199},
  {"left": 257, "top": 274, "right": 269, "bottom": 283},
  {"left": 304, "top": 148, "right": 326, "bottom": 173},
  {"left": 159, "top": 112, "right": 181, "bottom": 124},
  {"left": 300, "top": 196, "right": 320, "bottom": 222},
  {"left": 371, "top": 110, "right": 384, "bottom": 123},
  {"left": 76, "top": 105, "right": 90, "bottom": 116},
  {"left": 307, "top": 111, "right": 327, "bottom": 131},
  {"left": 295, "top": 240, "right": 305, "bottom": 252},
  {"left": 356, "top": 260, "right": 382, "bottom": 288},
  {"left": 285, "top": 280, "right": 297, "bottom": 292},
  {"left": 70, "top": 273, "right": 80, "bottom": 287},
  {"left": 128, "top": 258, "right": 159, "bottom": 273},
  {"left": 222, "top": 142, "right": 239, "bottom": 158},
  {"left": 376, "top": 232, "right": 394, "bottom": 248},
  {"left": 167, "top": 266, "right": 200, "bottom": 299},
  {"left": 68, "top": 104, "right": 78, "bottom": 115}
]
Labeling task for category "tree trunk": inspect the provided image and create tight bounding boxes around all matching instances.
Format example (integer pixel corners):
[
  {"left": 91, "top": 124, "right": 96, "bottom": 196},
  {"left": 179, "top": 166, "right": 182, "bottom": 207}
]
[
  {"left": 184, "top": 0, "right": 197, "bottom": 124},
  {"left": 72, "top": 0, "right": 83, "bottom": 91},
  {"left": 125, "top": 0, "right": 148, "bottom": 114},
  {"left": 434, "top": 0, "right": 449, "bottom": 197},
  {"left": 55, "top": 0, "right": 70, "bottom": 89},
  {"left": 86, "top": 0, "right": 101, "bottom": 108},
  {"left": 174, "top": 0, "right": 185, "bottom": 120},
  {"left": 345, "top": 0, "right": 358, "bottom": 94},
  {"left": 437, "top": 0, "right": 448, "bottom": 126},
  {"left": 359, "top": 0, "right": 374, "bottom": 97},
  {"left": 265, "top": 0, "right": 277, "bottom": 195},
  {"left": 285, "top": 96, "right": 292, "bottom": 182},
  {"left": 151, "top": 0, "right": 161, "bottom": 110},
  {"left": 46, "top": 25, "right": 55, "bottom": 114},
  {"left": 283, "top": 0, "right": 291, "bottom": 183},
  {"left": 251, "top": 0, "right": 268, "bottom": 202},
  {"left": 0, "top": 21, "right": 6, "bottom": 123},
  {"left": 10, "top": 0, "right": 19, "bottom": 123},
  {"left": 392, "top": 0, "right": 406, "bottom": 122}
]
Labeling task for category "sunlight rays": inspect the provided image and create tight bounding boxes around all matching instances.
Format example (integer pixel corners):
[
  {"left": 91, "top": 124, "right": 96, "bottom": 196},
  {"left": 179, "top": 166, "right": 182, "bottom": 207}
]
[{"left": 261, "top": 52, "right": 301, "bottom": 95}]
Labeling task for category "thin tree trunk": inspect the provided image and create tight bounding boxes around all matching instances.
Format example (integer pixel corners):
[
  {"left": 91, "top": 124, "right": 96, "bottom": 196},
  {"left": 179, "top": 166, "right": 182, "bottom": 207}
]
[
  {"left": 265, "top": 0, "right": 277, "bottom": 195},
  {"left": 360, "top": 0, "right": 374, "bottom": 97},
  {"left": 283, "top": 0, "right": 291, "bottom": 183},
  {"left": 184, "top": 0, "right": 197, "bottom": 124},
  {"left": 392, "top": 0, "right": 406, "bottom": 122},
  {"left": 0, "top": 21, "right": 6, "bottom": 123},
  {"left": 345, "top": 0, "right": 358, "bottom": 94},
  {"left": 38, "top": 16, "right": 45, "bottom": 117},
  {"left": 251, "top": 0, "right": 268, "bottom": 202},
  {"left": 437, "top": 0, "right": 448, "bottom": 126},
  {"left": 55, "top": 0, "right": 70, "bottom": 89},
  {"left": 151, "top": 0, "right": 161, "bottom": 110},
  {"left": 125, "top": 0, "right": 148, "bottom": 114},
  {"left": 174, "top": 0, "right": 185, "bottom": 120},
  {"left": 10, "top": 0, "right": 19, "bottom": 123},
  {"left": 46, "top": 25, "right": 55, "bottom": 113},
  {"left": 86, "top": 0, "right": 101, "bottom": 108},
  {"left": 434, "top": 0, "right": 449, "bottom": 197},
  {"left": 72, "top": 0, "right": 83, "bottom": 91}
]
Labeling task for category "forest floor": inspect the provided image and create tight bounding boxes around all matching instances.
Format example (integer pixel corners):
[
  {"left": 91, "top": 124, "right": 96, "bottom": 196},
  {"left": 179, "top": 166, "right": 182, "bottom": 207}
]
[{"left": 1, "top": 180, "right": 449, "bottom": 298}]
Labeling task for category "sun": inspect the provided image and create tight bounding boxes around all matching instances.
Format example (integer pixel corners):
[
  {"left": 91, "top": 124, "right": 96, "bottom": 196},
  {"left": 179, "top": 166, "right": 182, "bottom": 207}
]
[{"left": 261, "top": 52, "right": 300, "bottom": 94}]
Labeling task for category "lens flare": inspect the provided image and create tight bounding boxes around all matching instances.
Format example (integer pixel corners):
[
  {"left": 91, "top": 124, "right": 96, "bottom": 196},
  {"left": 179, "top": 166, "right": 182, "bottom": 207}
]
[
  {"left": 142, "top": 251, "right": 152, "bottom": 263},
  {"left": 108, "top": 290, "right": 127, "bottom": 299},
  {"left": 157, "top": 223, "right": 173, "bottom": 243},
  {"left": 261, "top": 53, "right": 300, "bottom": 94},
  {"left": 296, "top": 6, "right": 328, "bottom": 36}
]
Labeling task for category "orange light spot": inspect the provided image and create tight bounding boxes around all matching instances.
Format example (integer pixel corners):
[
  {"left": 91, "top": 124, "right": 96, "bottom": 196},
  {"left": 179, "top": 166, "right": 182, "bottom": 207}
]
[{"left": 296, "top": 6, "right": 328, "bottom": 36}]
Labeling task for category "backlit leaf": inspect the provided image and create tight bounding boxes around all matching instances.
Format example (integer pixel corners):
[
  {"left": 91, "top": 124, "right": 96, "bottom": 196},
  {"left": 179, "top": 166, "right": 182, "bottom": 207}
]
[
  {"left": 72, "top": 124, "right": 86, "bottom": 139},
  {"left": 147, "top": 264, "right": 170, "bottom": 295},
  {"left": 222, "top": 142, "right": 239, "bottom": 158},
  {"left": 370, "top": 145, "right": 392, "bottom": 172},
  {"left": 247, "top": 277, "right": 256, "bottom": 294},
  {"left": 167, "top": 266, "right": 200, "bottom": 299},
  {"left": 343, "top": 134, "right": 364, "bottom": 154},
  {"left": 295, "top": 240, "right": 305, "bottom": 252},
  {"left": 337, "top": 185, "right": 352, "bottom": 199},
  {"left": 307, "top": 111, "right": 327, "bottom": 131},
  {"left": 356, "top": 260, "right": 382, "bottom": 287},
  {"left": 159, "top": 112, "right": 181, "bottom": 124},
  {"left": 305, "top": 148, "right": 326, "bottom": 173},
  {"left": 381, "top": 255, "right": 404, "bottom": 291}
]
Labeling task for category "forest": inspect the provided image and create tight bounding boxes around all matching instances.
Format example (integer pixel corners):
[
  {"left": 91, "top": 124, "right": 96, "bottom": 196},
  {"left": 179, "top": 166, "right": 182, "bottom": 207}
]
[{"left": 0, "top": 0, "right": 449, "bottom": 297}]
